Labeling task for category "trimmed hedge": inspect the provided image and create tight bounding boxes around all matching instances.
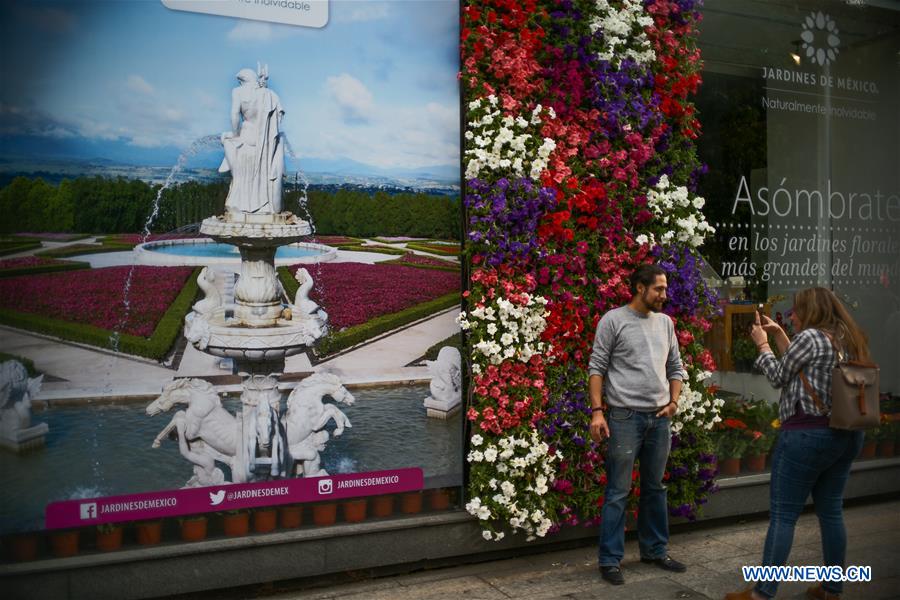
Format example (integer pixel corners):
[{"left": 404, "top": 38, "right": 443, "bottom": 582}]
[
  {"left": 384, "top": 259, "right": 460, "bottom": 272},
  {"left": 312, "top": 291, "right": 459, "bottom": 357},
  {"left": 0, "top": 242, "right": 42, "bottom": 257},
  {"left": 419, "top": 333, "right": 463, "bottom": 363},
  {"left": 0, "top": 260, "right": 90, "bottom": 278},
  {"left": 336, "top": 244, "right": 408, "bottom": 255},
  {"left": 405, "top": 242, "right": 459, "bottom": 256},
  {"left": 278, "top": 266, "right": 300, "bottom": 301},
  {"left": 0, "top": 268, "right": 200, "bottom": 361},
  {"left": 0, "top": 352, "right": 39, "bottom": 376},
  {"left": 36, "top": 243, "right": 132, "bottom": 258}
]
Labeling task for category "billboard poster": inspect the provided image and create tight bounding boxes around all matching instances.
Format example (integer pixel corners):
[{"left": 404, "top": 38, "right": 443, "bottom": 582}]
[{"left": 0, "top": 0, "right": 462, "bottom": 534}]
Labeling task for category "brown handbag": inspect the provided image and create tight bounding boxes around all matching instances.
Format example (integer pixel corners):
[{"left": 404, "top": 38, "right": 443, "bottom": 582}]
[{"left": 798, "top": 332, "right": 880, "bottom": 431}]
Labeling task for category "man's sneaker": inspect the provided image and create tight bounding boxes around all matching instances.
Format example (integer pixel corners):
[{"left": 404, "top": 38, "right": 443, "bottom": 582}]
[
  {"left": 640, "top": 555, "right": 687, "bottom": 572},
  {"left": 599, "top": 565, "right": 625, "bottom": 585}
]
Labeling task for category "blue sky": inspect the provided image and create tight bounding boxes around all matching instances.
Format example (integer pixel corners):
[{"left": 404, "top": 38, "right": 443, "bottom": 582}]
[{"left": 0, "top": 0, "right": 460, "bottom": 170}]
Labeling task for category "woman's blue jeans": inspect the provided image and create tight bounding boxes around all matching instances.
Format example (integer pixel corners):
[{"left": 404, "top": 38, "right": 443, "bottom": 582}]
[
  {"left": 599, "top": 407, "right": 671, "bottom": 567},
  {"left": 754, "top": 428, "right": 863, "bottom": 598}
]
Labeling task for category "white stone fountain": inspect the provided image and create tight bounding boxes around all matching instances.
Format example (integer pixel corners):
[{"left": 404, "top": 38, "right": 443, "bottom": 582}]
[{"left": 149, "top": 65, "right": 350, "bottom": 487}]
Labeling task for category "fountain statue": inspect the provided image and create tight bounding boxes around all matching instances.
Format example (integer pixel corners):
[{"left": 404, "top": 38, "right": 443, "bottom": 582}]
[
  {"left": 283, "top": 373, "right": 354, "bottom": 476},
  {"left": 423, "top": 346, "right": 462, "bottom": 419},
  {"left": 150, "top": 66, "right": 349, "bottom": 487},
  {"left": 0, "top": 360, "right": 47, "bottom": 452}
]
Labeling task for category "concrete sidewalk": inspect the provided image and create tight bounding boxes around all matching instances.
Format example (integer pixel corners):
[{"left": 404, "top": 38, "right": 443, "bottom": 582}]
[{"left": 255, "top": 500, "right": 898, "bottom": 600}]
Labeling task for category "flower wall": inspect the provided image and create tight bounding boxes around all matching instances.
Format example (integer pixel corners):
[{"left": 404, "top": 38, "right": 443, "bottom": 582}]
[{"left": 460, "top": 0, "right": 722, "bottom": 540}]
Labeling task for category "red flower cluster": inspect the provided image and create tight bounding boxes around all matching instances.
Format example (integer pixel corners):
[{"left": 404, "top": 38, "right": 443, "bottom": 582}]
[
  {"left": 0, "top": 266, "right": 193, "bottom": 337},
  {"left": 468, "top": 356, "right": 548, "bottom": 435},
  {"left": 296, "top": 263, "right": 458, "bottom": 330}
]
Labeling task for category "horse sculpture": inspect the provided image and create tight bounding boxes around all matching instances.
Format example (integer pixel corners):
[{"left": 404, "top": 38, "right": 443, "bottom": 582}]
[
  {"left": 283, "top": 373, "right": 354, "bottom": 477},
  {"left": 148, "top": 378, "right": 253, "bottom": 487}
]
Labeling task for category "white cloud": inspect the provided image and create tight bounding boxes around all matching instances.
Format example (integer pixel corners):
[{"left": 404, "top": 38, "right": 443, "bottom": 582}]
[
  {"left": 325, "top": 74, "right": 373, "bottom": 123},
  {"left": 126, "top": 75, "right": 154, "bottom": 96},
  {"left": 227, "top": 20, "right": 298, "bottom": 42},
  {"left": 335, "top": 2, "right": 390, "bottom": 23}
]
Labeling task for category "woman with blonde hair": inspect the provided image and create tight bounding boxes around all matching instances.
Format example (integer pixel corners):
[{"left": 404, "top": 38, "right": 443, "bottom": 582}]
[{"left": 725, "top": 288, "right": 869, "bottom": 600}]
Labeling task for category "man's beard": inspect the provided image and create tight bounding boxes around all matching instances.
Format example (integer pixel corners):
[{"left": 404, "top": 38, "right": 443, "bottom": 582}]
[{"left": 642, "top": 291, "right": 664, "bottom": 312}]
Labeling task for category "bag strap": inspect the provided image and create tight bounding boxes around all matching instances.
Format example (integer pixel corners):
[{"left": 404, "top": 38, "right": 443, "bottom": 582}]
[
  {"left": 797, "top": 329, "right": 836, "bottom": 414},
  {"left": 799, "top": 370, "right": 827, "bottom": 412}
]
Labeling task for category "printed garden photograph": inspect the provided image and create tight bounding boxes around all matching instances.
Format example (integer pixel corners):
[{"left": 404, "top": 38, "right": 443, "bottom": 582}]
[{"left": 0, "top": 0, "right": 463, "bottom": 539}]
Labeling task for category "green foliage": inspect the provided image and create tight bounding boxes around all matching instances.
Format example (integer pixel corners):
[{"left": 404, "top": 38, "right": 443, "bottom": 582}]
[
  {"left": 0, "top": 352, "right": 39, "bottom": 375},
  {"left": 0, "top": 260, "right": 90, "bottom": 278},
  {"left": 731, "top": 335, "right": 757, "bottom": 362},
  {"left": 0, "top": 177, "right": 459, "bottom": 241},
  {"left": 0, "top": 269, "right": 200, "bottom": 360},
  {"left": 36, "top": 243, "right": 132, "bottom": 258},
  {"left": 277, "top": 267, "right": 299, "bottom": 301},
  {"left": 405, "top": 242, "right": 460, "bottom": 256},
  {"left": 298, "top": 189, "right": 460, "bottom": 240},
  {"left": 0, "top": 242, "right": 42, "bottom": 256},
  {"left": 313, "top": 292, "right": 459, "bottom": 357},
  {"left": 336, "top": 245, "right": 407, "bottom": 255},
  {"left": 419, "top": 334, "right": 463, "bottom": 362}
]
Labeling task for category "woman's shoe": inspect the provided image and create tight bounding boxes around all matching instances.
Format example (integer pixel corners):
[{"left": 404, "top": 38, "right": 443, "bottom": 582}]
[{"left": 807, "top": 584, "right": 840, "bottom": 600}]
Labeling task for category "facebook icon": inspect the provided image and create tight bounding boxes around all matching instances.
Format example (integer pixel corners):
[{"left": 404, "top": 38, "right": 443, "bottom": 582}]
[{"left": 79, "top": 503, "right": 98, "bottom": 520}]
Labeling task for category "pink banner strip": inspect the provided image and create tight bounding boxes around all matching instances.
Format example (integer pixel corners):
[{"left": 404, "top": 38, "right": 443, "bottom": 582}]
[{"left": 45, "top": 468, "right": 423, "bottom": 530}]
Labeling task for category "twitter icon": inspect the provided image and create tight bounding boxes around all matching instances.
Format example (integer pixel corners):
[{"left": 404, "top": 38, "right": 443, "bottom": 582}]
[{"left": 209, "top": 490, "right": 226, "bottom": 506}]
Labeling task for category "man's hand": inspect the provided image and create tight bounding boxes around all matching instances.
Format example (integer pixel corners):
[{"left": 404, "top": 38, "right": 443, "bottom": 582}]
[
  {"left": 656, "top": 401, "right": 678, "bottom": 418},
  {"left": 590, "top": 412, "right": 610, "bottom": 442}
]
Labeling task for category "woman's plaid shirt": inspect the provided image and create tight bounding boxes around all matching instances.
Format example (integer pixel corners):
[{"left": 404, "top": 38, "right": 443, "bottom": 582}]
[{"left": 754, "top": 328, "right": 837, "bottom": 423}]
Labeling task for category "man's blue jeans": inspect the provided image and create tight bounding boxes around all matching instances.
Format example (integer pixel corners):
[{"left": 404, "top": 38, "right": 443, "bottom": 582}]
[
  {"left": 599, "top": 407, "right": 671, "bottom": 567},
  {"left": 754, "top": 428, "right": 864, "bottom": 598}
]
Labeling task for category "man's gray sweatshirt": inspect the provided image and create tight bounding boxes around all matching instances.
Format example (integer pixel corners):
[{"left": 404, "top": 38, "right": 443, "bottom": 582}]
[{"left": 588, "top": 305, "right": 686, "bottom": 411}]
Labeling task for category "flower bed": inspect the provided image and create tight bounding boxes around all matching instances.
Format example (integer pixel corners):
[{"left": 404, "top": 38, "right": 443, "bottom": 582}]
[
  {"left": 309, "top": 235, "right": 362, "bottom": 246},
  {"left": 295, "top": 263, "right": 459, "bottom": 330},
  {"left": 0, "top": 266, "right": 194, "bottom": 337},
  {"left": 385, "top": 252, "right": 460, "bottom": 270},
  {"left": 405, "top": 242, "right": 460, "bottom": 256}
]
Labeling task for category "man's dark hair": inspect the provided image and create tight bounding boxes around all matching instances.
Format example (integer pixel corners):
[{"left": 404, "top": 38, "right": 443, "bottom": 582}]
[{"left": 629, "top": 264, "right": 666, "bottom": 295}]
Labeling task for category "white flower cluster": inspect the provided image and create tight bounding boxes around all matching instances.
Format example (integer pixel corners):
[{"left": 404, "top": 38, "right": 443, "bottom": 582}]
[
  {"left": 646, "top": 175, "right": 715, "bottom": 248},
  {"left": 466, "top": 432, "right": 558, "bottom": 541},
  {"left": 457, "top": 293, "right": 549, "bottom": 370},
  {"left": 672, "top": 371, "right": 724, "bottom": 434},
  {"left": 588, "top": 0, "right": 656, "bottom": 66},
  {"left": 464, "top": 95, "right": 557, "bottom": 180}
]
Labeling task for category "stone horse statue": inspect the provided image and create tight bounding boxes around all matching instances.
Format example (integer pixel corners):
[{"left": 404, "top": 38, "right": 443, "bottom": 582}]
[
  {"left": 283, "top": 373, "right": 354, "bottom": 477},
  {"left": 0, "top": 360, "right": 45, "bottom": 449}
]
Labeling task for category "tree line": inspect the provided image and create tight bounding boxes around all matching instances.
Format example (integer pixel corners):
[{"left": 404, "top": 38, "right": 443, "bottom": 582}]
[{"left": 0, "top": 176, "right": 460, "bottom": 239}]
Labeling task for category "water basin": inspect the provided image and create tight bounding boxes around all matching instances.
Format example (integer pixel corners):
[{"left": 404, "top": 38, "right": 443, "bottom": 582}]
[{"left": 0, "top": 384, "right": 461, "bottom": 533}]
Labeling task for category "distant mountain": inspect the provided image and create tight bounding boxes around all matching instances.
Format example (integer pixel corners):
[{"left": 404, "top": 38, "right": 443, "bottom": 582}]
[
  {"left": 289, "top": 156, "right": 458, "bottom": 182},
  {"left": 0, "top": 135, "right": 459, "bottom": 186}
]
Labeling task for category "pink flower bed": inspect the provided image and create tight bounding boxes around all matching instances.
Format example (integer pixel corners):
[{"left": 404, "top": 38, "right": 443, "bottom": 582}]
[
  {"left": 0, "top": 266, "right": 194, "bottom": 337},
  {"left": 387, "top": 252, "right": 459, "bottom": 268},
  {"left": 309, "top": 236, "right": 360, "bottom": 246},
  {"left": 297, "top": 263, "right": 459, "bottom": 330},
  {"left": 0, "top": 257, "right": 73, "bottom": 270}
]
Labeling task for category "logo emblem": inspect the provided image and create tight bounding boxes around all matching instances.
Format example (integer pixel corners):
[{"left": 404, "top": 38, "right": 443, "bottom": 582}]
[
  {"left": 317, "top": 479, "right": 333, "bottom": 495},
  {"left": 801, "top": 11, "right": 840, "bottom": 66},
  {"left": 209, "top": 490, "right": 226, "bottom": 506},
  {"left": 79, "top": 502, "right": 98, "bottom": 520}
]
